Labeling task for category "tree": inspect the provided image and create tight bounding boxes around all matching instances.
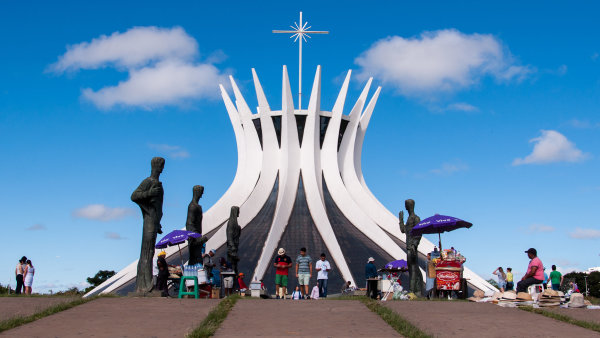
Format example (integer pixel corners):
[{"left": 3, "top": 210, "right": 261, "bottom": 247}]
[
  {"left": 486, "top": 278, "right": 499, "bottom": 290},
  {"left": 85, "top": 270, "right": 116, "bottom": 293}
]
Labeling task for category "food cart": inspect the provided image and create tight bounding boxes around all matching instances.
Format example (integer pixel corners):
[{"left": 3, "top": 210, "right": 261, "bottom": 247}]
[{"left": 434, "top": 250, "right": 468, "bottom": 298}]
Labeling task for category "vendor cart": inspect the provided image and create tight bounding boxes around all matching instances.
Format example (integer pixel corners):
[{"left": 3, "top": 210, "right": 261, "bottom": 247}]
[{"left": 435, "top": 258, "right": 468, "bottom": 299}]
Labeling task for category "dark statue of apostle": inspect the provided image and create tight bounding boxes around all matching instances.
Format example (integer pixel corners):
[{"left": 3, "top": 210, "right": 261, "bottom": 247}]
[
  {"left": 226, "top": 206, "right": 241, "bottom": 275},
  {"left": 187, "top": 185, "right": 205, "bottom": 265},
  {"left": 131, "top": 157, "right": 165, "bottom": 293},
  {"left": 399, "top": 199, "right": 424, "bottom": 295}
]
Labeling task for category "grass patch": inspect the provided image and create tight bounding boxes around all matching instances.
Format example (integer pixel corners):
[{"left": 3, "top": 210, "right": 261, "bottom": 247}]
[
  {"left": 361, "top": 298, "right": 432, "bottom": 338},
  {"left": 186, "top": 295, "right": 240, "bottom": 338},
  {"left": 0, "top": 297, "right": 94, "bottom": 333},
  {"left": 519, "top": 306, "right": 600, "bottom": 333}
]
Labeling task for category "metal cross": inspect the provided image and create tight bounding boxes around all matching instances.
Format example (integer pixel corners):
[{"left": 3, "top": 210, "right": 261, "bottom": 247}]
[{"left": 273, "top": 12, "right": 328, "bottom": 109}]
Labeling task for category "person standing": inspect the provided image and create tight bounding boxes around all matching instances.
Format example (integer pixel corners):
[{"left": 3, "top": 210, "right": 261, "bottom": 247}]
[
  {"left": 156, "top": 251, "right": 169, "bottom": 297},
  {"left": 203, "top": 249, "right": 216, "bottom": 284},
  {"left": 273, "top": 248, "right": 292, "bottom": 299},
  {"left": 505, "top": 267, "right": 514, "bottom": 291},
  {"left": 492, "top": 267, "right": 507, "bottom": 292},
  {"left": 426, "top": 253, "right": 436, "bottom": 298},
  {"left": 516, "top": 248, "right": 544, "bottom": 293},
  {"left": 549, "top": 265, "right": 563, "bottom": 291},
  {"left": 315, "top": 253, "right": 331, "bottom": 298},
  {"left": 15, "top": 256, "right": 26, "bottom": 295},
  {"left": 365, "top": 257, "right": 378, "bottom": 299},
  {"left": 23, "top": 260, "right": 35, "bottom": 295},
  {"left": 295, "top": 247, "right": 313, "bottom": 299}
]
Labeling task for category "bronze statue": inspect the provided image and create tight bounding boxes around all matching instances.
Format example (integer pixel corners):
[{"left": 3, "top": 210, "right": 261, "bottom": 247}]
[
  {"left": 226, "top": 206, "right": 241, "bottom": 275},
  {"left": 186, "top": 185, "right": 205, "bottom": 265},
  {"left": 399, "top": 199, "right": 424, "bottom": 295},
  {"left": 131, "top": 157, "right": 165, "bottom": 293}
]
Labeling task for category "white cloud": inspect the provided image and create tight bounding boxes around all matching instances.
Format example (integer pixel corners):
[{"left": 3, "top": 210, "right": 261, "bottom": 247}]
[
  {"left": 430, "top": 161, "right": 469, "bottom": 175},
  {"left": 73, "top": 204, "right": 135, "bottom": 222},
  {"left": 105, "top": 232, "right": 126, "bottom": 240},
  {"left": 355, "top": 29, "right": 532, "bottom": 96},
  {"left": 148, "top": 143, "right": 190, "bottom": 159},
  {"left": 568, "top": 119, "right": 600, "bottom": 129},
  {"left": 569, "top": 227, "right": 600, "bottom": 239},
  {"left": 526, "top": 224, "right": 555, "bottom": 233},
  {"left": 445, "top": 102, "right": 479, "bottom": 112},
  {"left": 82, "top": 60, "right": 222, "bottom": 109},
  {"left": 25, "top": 224, "right": 46, "bottom": 231},
  {"left": 49, "top": 26, "right": 198, "bottom": 72},
  {"left": 50, "top": 26, "right": 224, "bottom": 109},
  {"left": 513, "top": 130, "right": 588, "bottom": 165}
]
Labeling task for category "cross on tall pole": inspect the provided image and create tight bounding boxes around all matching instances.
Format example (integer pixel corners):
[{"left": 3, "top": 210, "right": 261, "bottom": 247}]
[{"left": 273, "top": 12, "right": 328, "bottom": 110}]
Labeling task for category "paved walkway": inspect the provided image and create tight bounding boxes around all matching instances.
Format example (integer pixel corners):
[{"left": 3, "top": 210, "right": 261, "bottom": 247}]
[
  {"left": 1, "top": 297, "right": 220, "bottom": 338},
  {"left": 0, "top": 297, "right": 79, "bottom": 321},
  {"left": 214, "top": 299, "right": 401, "bottom": 337},
  {"left": 383, "top": 301, "right": 600, "bottom": 337}
]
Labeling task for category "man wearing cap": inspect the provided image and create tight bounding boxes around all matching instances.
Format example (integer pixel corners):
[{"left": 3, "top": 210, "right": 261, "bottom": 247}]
[
  {"left": 203, "top": 249, "right": 216, "bottom": 284},
  {"left": 365, "top": 257, "right": 378, "bottom": 299},
  {"left": 273, "top": 248, "right": 292, "bottom": 299},
  {"left": 517, "top": 248, "right": 545, "bottom": 293}
]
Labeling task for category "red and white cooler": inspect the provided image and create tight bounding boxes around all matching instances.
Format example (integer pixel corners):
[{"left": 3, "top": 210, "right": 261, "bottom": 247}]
[{"left": 435, "top": 260, "right": 463, "bottom": 291}]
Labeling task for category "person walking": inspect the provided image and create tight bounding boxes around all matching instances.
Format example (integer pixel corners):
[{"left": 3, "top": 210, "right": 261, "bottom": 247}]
[
  {"left": 295, "top": 247, "right": 313, "bottom": 299},
  {"left": 365, "top": 257, "right": 378, "bottom": 299},
  {"left": 517, "top": 248, "right": 544, "bottom": 293},
  {"left": 315, "top": 253, "right": 331, "bottom": 298},
  {"left": 273, "top": 248, "right": 292, "bottom": 299},
  {"left": 15, "top": 256, "right": 26, "bottom": 295},
  {"left": 505, "top": 267, "right": 514, "bottom": 291},
  {"left": 492, "top": 267, "right": 507, "bottom": 292},
  {"left": 23, "top": 260, "right": 35, "bottom": 295},
  {"left": 549, "top": 265, "right": 563, "bottom": 291}
]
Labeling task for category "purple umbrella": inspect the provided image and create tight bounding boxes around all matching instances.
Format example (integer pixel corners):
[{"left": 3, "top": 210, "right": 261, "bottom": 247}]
[
  {"left": 384, "top": 259, "right": 408, "bottom": 270},
  {"left": 410, "top": 214, "right": 472, "bottom": 250},
  {"left": 155, "top": 229, "right": 201, "bottom": 265}
]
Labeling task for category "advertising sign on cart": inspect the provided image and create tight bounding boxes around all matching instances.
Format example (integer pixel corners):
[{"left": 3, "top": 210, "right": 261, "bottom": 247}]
[{"left": 436, "top": 260, "right": 462, "bottom": 291}]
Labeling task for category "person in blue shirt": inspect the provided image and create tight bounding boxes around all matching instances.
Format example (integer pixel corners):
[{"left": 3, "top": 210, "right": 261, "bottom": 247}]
[{"left": 365, "top": 257, "right": 378, "bottom": 299}]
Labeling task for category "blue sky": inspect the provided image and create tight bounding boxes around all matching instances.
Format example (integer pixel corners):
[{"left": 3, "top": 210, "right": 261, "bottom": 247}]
[{"left": 1, "top": 1, "right": 599, "bottom": 292}]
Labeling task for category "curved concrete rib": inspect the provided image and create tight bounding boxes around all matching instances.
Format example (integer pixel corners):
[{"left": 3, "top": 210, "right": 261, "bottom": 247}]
[
  {"left": 321, "top": 71, "right": 406, "bottom": 260},
  {"left": 300, "top": 66, "right": 355, "bottom": 286},
  {"left": 252, "top": 66, "right": 301, "bottom": 281}
]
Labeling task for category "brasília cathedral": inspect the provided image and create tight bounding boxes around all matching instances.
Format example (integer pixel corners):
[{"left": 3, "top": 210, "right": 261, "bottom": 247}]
[{"left": 86, "top": 14, "right": 495, "bottom": 296}]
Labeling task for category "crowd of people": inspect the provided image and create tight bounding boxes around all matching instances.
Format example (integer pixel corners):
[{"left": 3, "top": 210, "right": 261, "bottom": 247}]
[
  {"left": 492, "top": 248, "right": 577, "bottom": 294},
  {"left": 273, "top": 247, "right": 332, "bottom": 299},
  {"left": 14, "top": 256, "right": 35, "bottom": 295}
]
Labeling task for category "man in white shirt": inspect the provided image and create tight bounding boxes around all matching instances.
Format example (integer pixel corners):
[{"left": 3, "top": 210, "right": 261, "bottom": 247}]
[{"left": 315, "top": 253, "right": 331, "bottom": 298}]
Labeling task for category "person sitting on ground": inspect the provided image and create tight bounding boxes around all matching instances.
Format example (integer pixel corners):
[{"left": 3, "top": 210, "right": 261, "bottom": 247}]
[
  {"left": 516, "top": 248, "right": 544, "bottom": 293},
  {"left": 492, "top": 267, "right": 507, "bottom": 292},
  {"left": 505, "top": 267, "right": 514, "bottom": 291},
  {"left": 237, "top": 272, "right": 248, "bottom": 293},
  {"left": 310, "top": 285, "right": 319, "bottom": 299},
  {"left": 549, "top": 265, "right": 563, "bottom": 291},
  {"left": 570, "top": 281, "right": 579, "bottom": 293},
  {"left": 341, "top": 281, "right": 352, "bottom": 294},
  {"left": 291, "top": 286, "right": 302, "bottom": 300}
]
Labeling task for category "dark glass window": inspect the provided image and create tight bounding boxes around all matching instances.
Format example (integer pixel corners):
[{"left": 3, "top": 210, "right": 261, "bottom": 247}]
[
  {"left": 252, "top": 118, "right": 263, "bottom": 149},
  {"left": 295, "top": 115, "right": 307, "bottom": 147},
  {"left": 271, "top": 116, "right": 282, "bottom": 148}
]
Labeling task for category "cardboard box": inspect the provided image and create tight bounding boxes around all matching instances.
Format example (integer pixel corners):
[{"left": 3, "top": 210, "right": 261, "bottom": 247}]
[{"left": 211, "top": 287, "right": 221, "bottom": 299}]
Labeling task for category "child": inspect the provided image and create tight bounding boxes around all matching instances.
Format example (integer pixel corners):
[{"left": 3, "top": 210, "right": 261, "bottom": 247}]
[
  {"left": 238, "top": 272, "right": 248, "bottom": 293},
  {"left": 291, "top": 286, "right": 302, "bottom": 300},
  {"left": 310, "top": 285, "right": 320, "bottom": 299}
]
